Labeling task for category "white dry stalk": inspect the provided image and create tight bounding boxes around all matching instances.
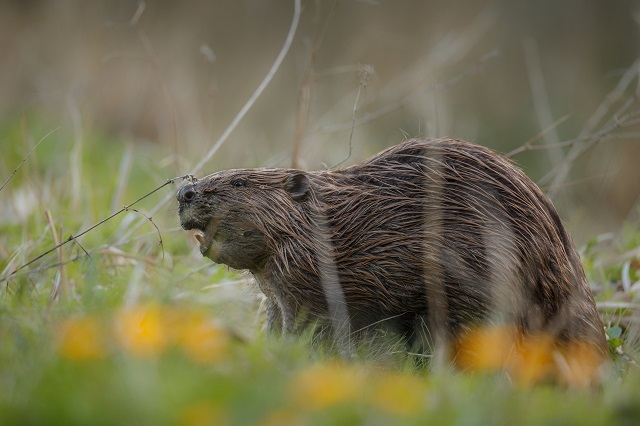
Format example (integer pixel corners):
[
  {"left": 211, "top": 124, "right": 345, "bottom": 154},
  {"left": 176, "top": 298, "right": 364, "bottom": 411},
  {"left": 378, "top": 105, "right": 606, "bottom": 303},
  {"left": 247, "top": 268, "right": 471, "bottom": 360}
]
[
  {"left": 124, "top": 261, "right": 146, "bottom": 307},
  {"left": 523, "top": 38, "right": 563, "bottom": 168},
  {"left": 115, "top": 0, "right": 302, "bottom": 246},
  {"left": 130, "top": 0, "right": 146, "bottom": 27},
  {"left": 422, "top": 150, "right": 450, "bottom": 370},
  {"left": 484, "top": 198, "right": 525, "bottom": 327},
  {"left": 111, "top": 144, "right": 134, "bottom": 213},
  {"left": 314, "top": 210, "right": 354, "bottom": 358},
  {"left": 67, "top": 96, "right": 83, "bottom": 211}
]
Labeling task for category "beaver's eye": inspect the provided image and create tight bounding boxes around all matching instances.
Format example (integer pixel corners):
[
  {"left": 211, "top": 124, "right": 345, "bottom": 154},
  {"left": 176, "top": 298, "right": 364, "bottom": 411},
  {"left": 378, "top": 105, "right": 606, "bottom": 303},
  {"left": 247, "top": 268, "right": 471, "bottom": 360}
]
[{"left": 231, "top": 179, "right": 246, "bottom": 188}]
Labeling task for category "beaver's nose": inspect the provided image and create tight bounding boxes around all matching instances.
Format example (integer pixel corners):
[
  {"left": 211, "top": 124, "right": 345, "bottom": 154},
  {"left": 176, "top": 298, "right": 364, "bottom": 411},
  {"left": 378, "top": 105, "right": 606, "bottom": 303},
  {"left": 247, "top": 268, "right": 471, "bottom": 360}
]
[{"left": 177, "top": 184, "right": 196, "bottom": 203}]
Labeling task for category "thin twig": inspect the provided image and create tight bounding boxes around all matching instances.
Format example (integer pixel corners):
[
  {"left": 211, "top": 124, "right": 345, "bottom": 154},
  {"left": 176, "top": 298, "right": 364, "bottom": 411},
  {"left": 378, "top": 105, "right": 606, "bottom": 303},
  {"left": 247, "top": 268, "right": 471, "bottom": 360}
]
[
  {"left": 539, "top": 106, "right": 640, "bottom": 193},
  {"left": 69, "top": 235, "right": 92, "bottom": 261},
  {"left": 582, "top": 59, "right": 640, "bottom": 138},
  {"left": 0, "top": 127, "right": 59, "bottom": 193},
  {"left": 506, "top": 115, "right": 570, "bottom": 158},
  {"left": 1, "top": 226, "right": 189, "bottom": 283},
  {"left": 0, "top": 176, "right": 188, "bottom": 283},
  {"left": 332, "top": 65, "right": 374, "bottom": 169},
  {"left": 345, "top": 78, "right": 363, "bottom": 161},
  {"left": 544, "top": 58, "right": 640, "bottom": 198},
  {"left": 123, "top": 206, "right": 165, "bottom": 261}
]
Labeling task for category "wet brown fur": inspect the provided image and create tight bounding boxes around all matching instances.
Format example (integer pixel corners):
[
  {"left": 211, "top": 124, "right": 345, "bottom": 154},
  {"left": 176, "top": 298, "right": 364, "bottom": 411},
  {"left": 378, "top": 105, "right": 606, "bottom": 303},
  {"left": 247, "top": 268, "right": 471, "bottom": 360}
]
[{"left": 177, "top": 138, "right": 608, "bottom": 357}]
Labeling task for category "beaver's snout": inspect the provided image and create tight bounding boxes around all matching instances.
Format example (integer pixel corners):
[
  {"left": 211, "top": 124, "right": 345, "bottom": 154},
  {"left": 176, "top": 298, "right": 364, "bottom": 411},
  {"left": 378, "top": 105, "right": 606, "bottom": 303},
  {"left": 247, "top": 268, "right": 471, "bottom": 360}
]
[
  {"left": 177, "top": 184, "right": 197, "bottom": 204},
  {"left": 177, "top": 183, "right": 208, "bottom": 232}
]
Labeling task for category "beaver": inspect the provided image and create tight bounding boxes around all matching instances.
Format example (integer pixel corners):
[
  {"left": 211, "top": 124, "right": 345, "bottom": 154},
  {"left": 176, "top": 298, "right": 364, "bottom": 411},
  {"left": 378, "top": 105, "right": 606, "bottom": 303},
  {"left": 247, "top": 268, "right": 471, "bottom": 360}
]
[{"left": 177, "top": 138, "right": 608, "bottom": 359}]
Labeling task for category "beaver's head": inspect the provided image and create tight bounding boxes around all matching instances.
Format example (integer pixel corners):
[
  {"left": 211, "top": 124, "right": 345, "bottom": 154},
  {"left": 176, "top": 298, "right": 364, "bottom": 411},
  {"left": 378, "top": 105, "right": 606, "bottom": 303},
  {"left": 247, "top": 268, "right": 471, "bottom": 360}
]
[{"left": 177, "top": 169, "right": 311, "bottom": 271}]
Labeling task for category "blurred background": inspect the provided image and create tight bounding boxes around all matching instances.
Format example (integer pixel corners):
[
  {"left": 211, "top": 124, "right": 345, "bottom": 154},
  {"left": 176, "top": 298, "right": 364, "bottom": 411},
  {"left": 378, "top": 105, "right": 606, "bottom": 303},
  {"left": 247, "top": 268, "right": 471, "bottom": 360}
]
[{"left": 2, "top": 0, "right": 640, "bottom": 243}]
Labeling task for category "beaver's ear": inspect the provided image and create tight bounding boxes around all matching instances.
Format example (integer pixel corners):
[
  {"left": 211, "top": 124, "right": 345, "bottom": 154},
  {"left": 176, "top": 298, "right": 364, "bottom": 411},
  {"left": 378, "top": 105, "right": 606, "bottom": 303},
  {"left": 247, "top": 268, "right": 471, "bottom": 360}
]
[{"left": 284, "top": 173, "right": 310, "bottom": 201}]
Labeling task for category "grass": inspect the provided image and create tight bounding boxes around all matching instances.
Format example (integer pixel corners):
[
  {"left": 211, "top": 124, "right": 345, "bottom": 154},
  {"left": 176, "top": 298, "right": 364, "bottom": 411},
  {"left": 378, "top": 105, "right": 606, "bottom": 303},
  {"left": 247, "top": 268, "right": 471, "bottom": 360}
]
[{"left": 2, "top": 118, "right": 640, "bottom": 425}]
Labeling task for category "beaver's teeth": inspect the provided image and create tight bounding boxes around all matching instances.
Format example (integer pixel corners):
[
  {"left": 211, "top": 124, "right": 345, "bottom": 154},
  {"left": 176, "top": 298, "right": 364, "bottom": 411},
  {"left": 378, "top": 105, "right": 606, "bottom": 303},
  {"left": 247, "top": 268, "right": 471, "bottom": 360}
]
[{"left": 194, "top": 232, "right": 205, "bottom": 246}]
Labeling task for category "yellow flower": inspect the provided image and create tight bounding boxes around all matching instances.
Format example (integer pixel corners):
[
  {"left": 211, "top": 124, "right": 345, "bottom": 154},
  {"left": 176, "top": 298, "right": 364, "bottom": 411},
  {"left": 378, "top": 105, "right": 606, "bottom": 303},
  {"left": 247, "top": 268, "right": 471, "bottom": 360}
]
[
  {"left": 290, "top": 362, "right": 360, "bottom": 410},
  {"left": 177, "top": 311, "right": 229, "bottom": 364},
  {"left": 557, "top": 342, "right": 604, "bottom": 387},
  {"left": 455, "top": 325, "right": 518, "bottom": 371},
  {"left": 455, "top": 325, "right": 606, "bottom": 386},
  {"left": 115, "top": 304, "right": 167, "bottom": 358},
  {"left": 370, "top": 372, "right": 427, "bottom": 415},
  {"left": 57, "top": 316, "right": 105, "bottom": 361},
  {"left": 509, "top": 334, "right": 555, "bottom": 386},
  {"left": 177, "top": 401, "right": 227, "bottom": 426}
]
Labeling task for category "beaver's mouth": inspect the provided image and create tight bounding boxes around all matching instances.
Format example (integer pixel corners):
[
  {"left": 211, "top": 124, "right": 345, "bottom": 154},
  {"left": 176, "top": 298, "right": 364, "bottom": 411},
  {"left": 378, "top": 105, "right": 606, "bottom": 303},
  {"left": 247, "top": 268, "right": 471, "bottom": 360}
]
[
  {"left": 179, "top": 215, "right": 218, "bottom": 255},
  {"left": 185, "top": 220, "right": 216, "bottom": 255}
]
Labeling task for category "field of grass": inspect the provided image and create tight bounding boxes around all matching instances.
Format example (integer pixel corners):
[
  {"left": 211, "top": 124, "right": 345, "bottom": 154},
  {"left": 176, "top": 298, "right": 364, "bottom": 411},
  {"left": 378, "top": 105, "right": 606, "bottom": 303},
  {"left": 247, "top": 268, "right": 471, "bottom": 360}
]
[{"left": 2, "top": 118, "right": 640, "bottom": 426}]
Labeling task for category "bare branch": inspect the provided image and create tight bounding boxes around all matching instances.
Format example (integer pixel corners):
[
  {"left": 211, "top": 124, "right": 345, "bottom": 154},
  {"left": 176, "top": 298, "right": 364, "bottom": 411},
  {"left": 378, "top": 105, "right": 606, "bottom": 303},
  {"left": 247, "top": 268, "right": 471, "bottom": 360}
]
[
  {"left": 543, "top": 58, "right": 640, "bottom": 198},
  {"left": 506, "top": 115, "right": 570, "bottom": 158},
  {"left": 332, "top": 65, "right": 375, "bottom": 169},
  {"left": 539, "top": 106, "right": 640, "bottom": 195},
  {"left": 123, "top": 206, "right": 165, "bottom": 261},
  {"left": 0, "top": 175, "right": 190, "bottom": 283}
]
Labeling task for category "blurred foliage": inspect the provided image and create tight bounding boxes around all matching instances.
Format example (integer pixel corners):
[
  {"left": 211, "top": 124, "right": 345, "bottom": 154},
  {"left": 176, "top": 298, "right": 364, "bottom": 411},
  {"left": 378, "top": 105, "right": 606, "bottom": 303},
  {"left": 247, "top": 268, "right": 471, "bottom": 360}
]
[{"left": 2, "top": 299, "right": 640, "bottom": 425}]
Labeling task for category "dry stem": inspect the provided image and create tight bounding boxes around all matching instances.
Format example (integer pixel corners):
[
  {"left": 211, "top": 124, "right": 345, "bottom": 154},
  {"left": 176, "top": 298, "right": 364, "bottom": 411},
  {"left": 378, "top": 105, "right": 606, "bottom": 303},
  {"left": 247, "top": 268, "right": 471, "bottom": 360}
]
[{"left": 45, "top": 210, "right": 68, "bottom": 303}]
